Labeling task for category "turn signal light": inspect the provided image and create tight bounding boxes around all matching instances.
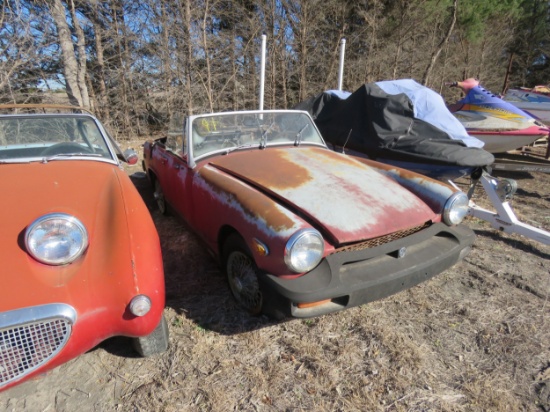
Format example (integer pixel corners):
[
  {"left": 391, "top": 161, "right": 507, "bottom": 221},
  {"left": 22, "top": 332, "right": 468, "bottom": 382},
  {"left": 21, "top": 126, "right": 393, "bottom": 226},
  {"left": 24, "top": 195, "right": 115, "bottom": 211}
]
[
  {"left": 129, "top": 295, "right": 152, "bottom": 316},
  {"left": 297, "top": 299, "right": 331, "bottom": 309}
]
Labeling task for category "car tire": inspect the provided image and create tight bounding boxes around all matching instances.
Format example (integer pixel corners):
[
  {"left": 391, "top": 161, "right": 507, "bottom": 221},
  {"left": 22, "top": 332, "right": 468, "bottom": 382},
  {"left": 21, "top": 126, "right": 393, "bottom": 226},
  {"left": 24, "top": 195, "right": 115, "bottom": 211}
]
[
  {"left": 223, "top": 234, "right": 263, "bottom": 315},
  {"left": 132, "top": 315, "right": 169, "bottom": 357},
  {"left": 154, "top": 179, "right": 168, "bottom": 215}
]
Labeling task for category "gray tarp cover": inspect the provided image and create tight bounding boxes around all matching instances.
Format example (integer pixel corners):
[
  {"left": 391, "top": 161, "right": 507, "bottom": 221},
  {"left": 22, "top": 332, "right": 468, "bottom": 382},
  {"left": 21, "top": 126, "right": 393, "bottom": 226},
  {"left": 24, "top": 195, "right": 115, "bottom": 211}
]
[{"left": 295, "top": 81, "right": 494, "bottom": 168}]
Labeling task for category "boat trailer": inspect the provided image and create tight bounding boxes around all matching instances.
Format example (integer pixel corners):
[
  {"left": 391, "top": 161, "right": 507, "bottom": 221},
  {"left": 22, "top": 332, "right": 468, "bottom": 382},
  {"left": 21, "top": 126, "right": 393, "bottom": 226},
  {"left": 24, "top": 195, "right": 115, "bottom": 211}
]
[
  {"left": 329, "top": 36, "right": 550, "bottom": 247},
  {"left": 491, "top": 144, "right": 550, "bottom": 174},
  {"left": 450, "top": 168, "right": 550, "bottom": 246}
]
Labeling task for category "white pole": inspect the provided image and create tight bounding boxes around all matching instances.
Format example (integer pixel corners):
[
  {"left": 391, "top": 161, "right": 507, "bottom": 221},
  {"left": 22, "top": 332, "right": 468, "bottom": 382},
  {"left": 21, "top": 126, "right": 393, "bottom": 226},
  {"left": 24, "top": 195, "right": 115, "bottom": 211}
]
[
  {"left": 259, "top": 34, "right": 266, "bottom": 110},
  {"left": 337, "top": 38, "right": 346, "bottom": 91}
]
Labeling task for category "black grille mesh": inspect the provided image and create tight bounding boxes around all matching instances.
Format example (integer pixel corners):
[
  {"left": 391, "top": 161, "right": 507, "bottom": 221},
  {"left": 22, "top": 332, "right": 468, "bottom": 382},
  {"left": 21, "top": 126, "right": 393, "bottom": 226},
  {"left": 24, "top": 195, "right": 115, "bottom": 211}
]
[{"left": 331, "top": 222, "right": 431, "bottom": 254}]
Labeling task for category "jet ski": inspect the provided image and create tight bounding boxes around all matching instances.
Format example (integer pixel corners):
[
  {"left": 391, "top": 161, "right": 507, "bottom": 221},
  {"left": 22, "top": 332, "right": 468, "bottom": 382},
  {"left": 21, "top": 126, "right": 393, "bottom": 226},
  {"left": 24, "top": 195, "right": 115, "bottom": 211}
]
[
  {"left": 504, "top": 87, "right": 550, "bottom": 125},
  {"left": 448, "top": 78, "right": 549, "bottom": 153},
  {"left": 295, "top": 79, "right": 494, "bottom": 181}
]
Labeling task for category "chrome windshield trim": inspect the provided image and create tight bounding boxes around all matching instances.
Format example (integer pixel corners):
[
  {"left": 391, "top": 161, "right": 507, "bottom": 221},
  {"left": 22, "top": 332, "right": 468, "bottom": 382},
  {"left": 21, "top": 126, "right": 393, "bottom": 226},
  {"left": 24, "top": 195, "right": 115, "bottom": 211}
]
[
  {"left": 0, "top": 112, "right": 120, "bottom": 163},
  {"left": 0, "top": 156, "right": 119, "bottom": 166},
  {"left": 186, "top": 109, "right": 326, "bottom": 168}
]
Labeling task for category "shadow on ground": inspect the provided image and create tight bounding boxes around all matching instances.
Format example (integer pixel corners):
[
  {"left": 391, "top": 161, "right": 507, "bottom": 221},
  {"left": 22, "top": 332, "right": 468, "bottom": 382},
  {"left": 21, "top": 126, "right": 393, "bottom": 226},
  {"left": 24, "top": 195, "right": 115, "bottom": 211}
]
[
  {"left": 129, "top": 173, "right": 284, "bottom": 335},
  {"left": 473, "top": 228, "right": 550, "bottom": 260}
]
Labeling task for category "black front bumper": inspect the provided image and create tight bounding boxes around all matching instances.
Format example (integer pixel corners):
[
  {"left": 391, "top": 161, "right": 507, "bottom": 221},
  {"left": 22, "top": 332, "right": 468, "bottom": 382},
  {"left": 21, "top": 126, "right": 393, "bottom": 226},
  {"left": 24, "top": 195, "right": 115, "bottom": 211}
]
[{"left": 259, "top": 223, "right": 475, "bottom": 318}]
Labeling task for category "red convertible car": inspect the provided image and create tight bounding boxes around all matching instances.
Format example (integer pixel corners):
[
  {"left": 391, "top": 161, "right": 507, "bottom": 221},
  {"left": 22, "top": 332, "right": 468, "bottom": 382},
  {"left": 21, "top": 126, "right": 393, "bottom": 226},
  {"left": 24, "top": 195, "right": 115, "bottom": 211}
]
[
  {"left": 143, "top": 110, "right": 475, "bottom": 319},
  {"left": 0, "top": 105, "right": 168, "bottom": 392}
]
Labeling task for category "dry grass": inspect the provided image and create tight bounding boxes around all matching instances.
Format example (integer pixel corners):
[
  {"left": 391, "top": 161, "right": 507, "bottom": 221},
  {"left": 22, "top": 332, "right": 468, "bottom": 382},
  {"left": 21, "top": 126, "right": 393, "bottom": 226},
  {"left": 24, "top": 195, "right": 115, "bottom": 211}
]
[{"left": 1, "top": 143, "right": 549, "bottom": 412}]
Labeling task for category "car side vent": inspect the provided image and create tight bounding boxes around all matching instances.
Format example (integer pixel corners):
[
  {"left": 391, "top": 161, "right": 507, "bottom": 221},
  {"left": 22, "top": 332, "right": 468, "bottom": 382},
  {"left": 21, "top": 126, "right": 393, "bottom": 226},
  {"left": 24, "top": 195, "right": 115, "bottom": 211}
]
[
  {"left": 0, "top": 304, "right": 76, "bottom": 388},
  {"left": 332, "top": 222, "right": 431, "bottom": 254}
]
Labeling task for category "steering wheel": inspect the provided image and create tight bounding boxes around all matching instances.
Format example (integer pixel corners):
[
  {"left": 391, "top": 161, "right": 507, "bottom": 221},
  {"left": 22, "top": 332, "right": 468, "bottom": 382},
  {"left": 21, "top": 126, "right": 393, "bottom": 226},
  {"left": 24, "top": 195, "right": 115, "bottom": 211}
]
[
  {"left": 41, "top": 142, "right": 94, "bottom": 156},
  {"left": 222, "top": 132, "right": 242, "bottom": 148}
]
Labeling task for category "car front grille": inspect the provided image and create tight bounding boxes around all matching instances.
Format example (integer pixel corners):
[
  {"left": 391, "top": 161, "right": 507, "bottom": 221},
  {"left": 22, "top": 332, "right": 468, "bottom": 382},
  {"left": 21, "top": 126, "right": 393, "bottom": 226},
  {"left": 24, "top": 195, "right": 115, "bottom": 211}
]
[
  {"left": 332, "top": 222, "right": 431, "bottom": 254},
  {"left": 0, "top": 304, "right": 76, "bottom": 388}
]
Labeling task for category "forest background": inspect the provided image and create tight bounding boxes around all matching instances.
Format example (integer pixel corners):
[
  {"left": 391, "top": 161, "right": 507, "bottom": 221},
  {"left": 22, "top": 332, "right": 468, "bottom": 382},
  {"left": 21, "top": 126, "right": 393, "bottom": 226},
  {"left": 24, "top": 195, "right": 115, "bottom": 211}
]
[{"left": 1, "top": 0, "right": 549, "bottom": 139}]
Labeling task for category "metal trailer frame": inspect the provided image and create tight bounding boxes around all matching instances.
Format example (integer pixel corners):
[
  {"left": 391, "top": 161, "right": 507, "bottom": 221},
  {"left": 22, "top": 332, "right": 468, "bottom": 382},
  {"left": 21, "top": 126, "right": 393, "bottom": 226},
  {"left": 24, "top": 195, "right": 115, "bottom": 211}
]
[{"left": 450, "top": 171, "right": 550, "bottom": 246}]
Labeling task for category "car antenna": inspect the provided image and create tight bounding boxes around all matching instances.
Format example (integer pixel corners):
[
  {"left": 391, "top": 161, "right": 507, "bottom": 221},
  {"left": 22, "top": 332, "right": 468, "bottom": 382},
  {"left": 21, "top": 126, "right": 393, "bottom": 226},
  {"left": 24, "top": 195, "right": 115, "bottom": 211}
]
[{"left": 341, "top": 129, "right": 352, "bottom": 154}]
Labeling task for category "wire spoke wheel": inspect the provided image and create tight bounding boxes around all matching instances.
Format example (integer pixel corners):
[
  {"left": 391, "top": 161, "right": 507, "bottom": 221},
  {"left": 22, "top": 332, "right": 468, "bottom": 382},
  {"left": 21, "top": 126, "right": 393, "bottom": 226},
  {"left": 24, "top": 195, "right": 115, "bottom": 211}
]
[
  {"left": 224, "top": 235, "right": 263, "bottom": 315},
  {"left": 154, "top": 179, "right": 167, "bottom": 215}
]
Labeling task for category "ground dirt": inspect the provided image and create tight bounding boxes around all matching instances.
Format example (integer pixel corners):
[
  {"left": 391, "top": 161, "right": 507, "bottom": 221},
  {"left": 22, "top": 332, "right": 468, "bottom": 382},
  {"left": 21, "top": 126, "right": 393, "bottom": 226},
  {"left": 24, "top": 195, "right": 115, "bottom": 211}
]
[{"left": 1, "top": 144, "right": 549, "bottom": 412}]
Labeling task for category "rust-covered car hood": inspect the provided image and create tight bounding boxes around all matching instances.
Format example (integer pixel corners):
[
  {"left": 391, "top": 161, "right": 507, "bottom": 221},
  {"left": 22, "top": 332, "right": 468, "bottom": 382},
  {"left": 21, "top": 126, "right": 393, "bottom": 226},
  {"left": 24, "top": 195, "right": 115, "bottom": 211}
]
[
  {"left": 1, "top": 160, "right": 138, "bottom": 310},
  {"left": 207, "top": 147, "right": 438, "bottom": 244}
]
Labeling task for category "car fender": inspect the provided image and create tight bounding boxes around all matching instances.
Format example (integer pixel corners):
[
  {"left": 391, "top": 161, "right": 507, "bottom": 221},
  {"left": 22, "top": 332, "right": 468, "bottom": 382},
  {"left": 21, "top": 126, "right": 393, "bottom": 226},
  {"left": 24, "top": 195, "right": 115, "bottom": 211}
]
[
  {"left": 350, "top": 156, "right": 456, "bottom": 217},
  {"left": 194, "top": 165, "right": 321, "bottom": 276},
  {"left": 1, "top": 163, "right": 164, "bottom": 339}
]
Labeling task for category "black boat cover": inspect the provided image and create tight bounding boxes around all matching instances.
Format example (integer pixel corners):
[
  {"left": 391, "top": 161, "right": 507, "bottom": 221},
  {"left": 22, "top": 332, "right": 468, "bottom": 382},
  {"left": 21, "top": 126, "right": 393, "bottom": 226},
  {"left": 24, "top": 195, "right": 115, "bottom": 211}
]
[{"left": 295, "top": 80, "right": 494, "bottom": 168}]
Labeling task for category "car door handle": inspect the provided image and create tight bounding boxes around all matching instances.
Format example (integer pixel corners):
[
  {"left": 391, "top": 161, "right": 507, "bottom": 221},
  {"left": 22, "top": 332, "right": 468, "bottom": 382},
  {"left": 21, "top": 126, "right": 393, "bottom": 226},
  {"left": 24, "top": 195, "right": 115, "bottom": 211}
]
[{"left": 173, "top": 163, "right": 180, "bottom": 169}]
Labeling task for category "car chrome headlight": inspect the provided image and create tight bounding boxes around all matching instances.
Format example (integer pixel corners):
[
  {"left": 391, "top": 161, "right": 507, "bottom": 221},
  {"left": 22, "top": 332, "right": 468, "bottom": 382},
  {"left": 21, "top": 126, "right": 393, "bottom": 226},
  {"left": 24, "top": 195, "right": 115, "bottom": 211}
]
[
  {"left": 25, "top": 213, "right": 88, "bottom": 265},
  {"left": 443, "top": 192, "right": 470, "bottom": 226},
  {"left": 284, "top": 229, "right": 324, "bottom": 273}
]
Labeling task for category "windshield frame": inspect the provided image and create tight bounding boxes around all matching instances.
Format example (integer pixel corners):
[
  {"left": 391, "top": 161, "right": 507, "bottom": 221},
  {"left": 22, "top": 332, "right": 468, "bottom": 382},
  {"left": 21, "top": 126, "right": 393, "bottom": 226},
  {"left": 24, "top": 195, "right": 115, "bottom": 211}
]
[
  {"left": 185, "top": 110, "right": 327, "bottom": 168},
  {"left": 0, "top": 112, "right": 121, "bottom": 164}
]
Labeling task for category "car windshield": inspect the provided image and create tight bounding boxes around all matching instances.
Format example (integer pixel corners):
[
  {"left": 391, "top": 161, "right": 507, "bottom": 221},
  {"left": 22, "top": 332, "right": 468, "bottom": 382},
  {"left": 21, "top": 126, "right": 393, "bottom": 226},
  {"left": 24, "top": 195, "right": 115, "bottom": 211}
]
[
  {"left": 190, "top": 111, "right": 325, "bottom": 159},
  {"left": 0, "top": 115, "right": 114, "bottom": 162}
]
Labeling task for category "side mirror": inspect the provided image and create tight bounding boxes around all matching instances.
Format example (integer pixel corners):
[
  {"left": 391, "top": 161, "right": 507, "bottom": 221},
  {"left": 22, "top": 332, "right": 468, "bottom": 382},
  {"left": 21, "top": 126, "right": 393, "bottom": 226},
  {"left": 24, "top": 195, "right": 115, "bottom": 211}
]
[{"left": 123, "top": 148, "right": 139, "bottom": 165}]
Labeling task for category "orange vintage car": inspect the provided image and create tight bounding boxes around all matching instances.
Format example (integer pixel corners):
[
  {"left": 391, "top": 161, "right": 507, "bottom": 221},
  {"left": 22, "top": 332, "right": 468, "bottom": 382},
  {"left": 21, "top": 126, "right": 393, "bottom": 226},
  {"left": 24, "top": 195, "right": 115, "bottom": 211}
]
[{"left": 0, "top": 105, "right": 168, "bottom": 392}]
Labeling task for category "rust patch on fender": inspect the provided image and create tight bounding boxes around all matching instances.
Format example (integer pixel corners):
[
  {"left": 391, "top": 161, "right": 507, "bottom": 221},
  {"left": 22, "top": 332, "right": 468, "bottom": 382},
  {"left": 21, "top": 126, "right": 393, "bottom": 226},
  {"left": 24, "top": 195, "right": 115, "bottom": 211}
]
[
  {"left": 350, "top": 155, "right": 455, "bottom": 212},
  {"left": 199, "top": 166, "right": 298, "bottom": 233}
]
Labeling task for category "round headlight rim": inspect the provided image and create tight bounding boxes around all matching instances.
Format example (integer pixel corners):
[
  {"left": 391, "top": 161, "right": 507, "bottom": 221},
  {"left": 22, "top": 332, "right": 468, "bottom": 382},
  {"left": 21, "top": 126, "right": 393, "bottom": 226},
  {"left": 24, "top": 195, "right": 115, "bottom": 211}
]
[
  {"left": 25, "top": 212, "right": 89, "bottom": 266},
  {"left": 284, "top": 228, "right": 325, "bottom": 274},
  {"left": 443, "top": 191, "right": 470, "bottom": 226}
]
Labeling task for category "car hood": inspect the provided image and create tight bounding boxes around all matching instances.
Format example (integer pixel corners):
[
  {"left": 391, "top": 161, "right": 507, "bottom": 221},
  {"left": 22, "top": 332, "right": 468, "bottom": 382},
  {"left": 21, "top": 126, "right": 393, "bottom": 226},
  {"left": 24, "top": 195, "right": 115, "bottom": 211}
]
[
  {"left": 207, "top": 147, "right": 438, "bottom": 244},
  {"left": 2, "top": 160, "right": 126, "bottom": 227},
  {"left": 1, "top": 160, "right": 137, "bottom": 309}
]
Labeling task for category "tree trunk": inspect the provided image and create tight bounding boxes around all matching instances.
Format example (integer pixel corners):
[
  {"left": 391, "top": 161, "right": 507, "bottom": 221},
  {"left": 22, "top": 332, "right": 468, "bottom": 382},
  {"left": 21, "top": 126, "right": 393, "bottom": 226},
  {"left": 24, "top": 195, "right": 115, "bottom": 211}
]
[
  {"left": 68, "top": 0, "right": 89, "bottom": 108},
  {"left": 200, "top": 0, "right": 214, "bottom": 112},
  {"left": 173, "top": 0, "right": 194, "bottom": 115},
  {"left": 90, "top": 2, "right": 108, "bottom": 122},
  {"left": 160, "top": 1, "right": 173, "bottom": 122},
  {"left": 421, "top": 0, "right": 457, "bottom": 86},
  {"left": 502, "top": 52, "right": 514, "bottom": 95},
  {"left": 184, "top": 0, "right": 194, "bottom": 114},
  {"left": 298, "top": 6, "right": 308, "bottom": 102},
  {"left": 111, "top": 2, "right": 129, "bottom": 135},
  {"left": 49, "top": 0, "right": 87, "bottom": 107}
]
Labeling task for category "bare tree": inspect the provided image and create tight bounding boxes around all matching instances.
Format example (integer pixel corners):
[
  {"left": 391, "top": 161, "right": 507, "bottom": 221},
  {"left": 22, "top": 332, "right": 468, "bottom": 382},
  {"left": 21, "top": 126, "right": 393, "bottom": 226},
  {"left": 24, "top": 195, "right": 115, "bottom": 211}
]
[
  {"left": 0, "top": 0, "right": 541, "bottom": 136},
  {"left": 0, "top": 1, "right": 52, "bottom": 101},
  {"left": 87, "top": 0, "right": 109, "bottom": 120},
  {"left": 421, "top": 0, "right": 457, "bottom": 85},
  {"left": 198, "top": 0, "right": 214, "bottom": 112},
  {"left": 48, "top": 0, "right": 90, "bottom": 107}
]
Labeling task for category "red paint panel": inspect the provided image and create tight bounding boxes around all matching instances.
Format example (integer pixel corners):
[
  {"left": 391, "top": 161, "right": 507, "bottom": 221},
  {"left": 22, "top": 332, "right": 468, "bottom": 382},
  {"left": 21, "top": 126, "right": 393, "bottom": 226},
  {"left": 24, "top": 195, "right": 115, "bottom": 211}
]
[
  {"left": 209, "top": 147, "right": 437, "bottom": 244},
  {"left": 1, "top": 161, "right": 164, "bottom": 357}
]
